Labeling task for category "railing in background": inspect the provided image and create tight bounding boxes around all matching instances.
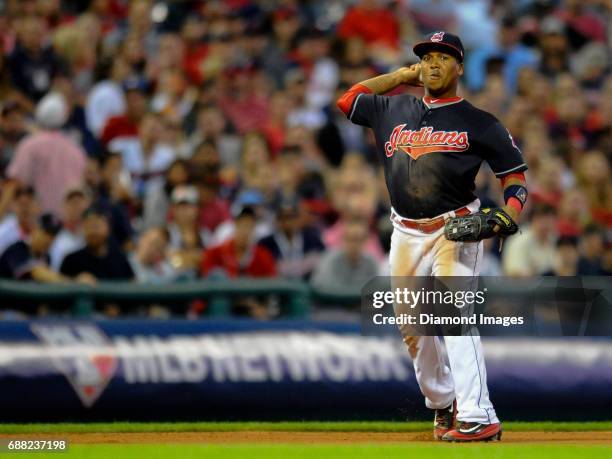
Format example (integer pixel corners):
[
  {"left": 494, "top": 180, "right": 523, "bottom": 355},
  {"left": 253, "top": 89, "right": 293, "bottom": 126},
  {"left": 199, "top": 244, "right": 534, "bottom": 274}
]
[
  {"left": 0, "top": 279, "right": 314, "bottom": 317},
  {"left": 0, "top": 277, "right": 610, "bottom": 321}
]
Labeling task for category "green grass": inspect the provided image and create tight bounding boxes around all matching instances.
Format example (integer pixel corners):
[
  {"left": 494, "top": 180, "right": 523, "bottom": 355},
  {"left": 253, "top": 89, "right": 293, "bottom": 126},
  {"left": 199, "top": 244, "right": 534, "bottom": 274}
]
[
  {"left": 0, "top": 421, "right": 611, "bottom": 434},
  {"left": 10, "top": 444, "right": 612, "bottom": 459},
  {"left": 2, "top": 422, "right": 610, "bottom": 458}
]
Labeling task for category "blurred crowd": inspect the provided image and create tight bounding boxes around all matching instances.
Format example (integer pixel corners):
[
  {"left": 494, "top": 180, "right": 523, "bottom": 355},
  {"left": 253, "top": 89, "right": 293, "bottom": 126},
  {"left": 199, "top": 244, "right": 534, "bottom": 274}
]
[{"left": 0, "top": 0, "right": 611, "bottom": 316}]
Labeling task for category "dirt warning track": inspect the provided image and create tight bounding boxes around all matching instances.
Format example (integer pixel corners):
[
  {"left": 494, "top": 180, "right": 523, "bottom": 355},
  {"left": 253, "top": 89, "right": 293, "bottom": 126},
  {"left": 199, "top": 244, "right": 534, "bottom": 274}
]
[{"left": 1, "top": 431, "right": 610, "bottom": 445}]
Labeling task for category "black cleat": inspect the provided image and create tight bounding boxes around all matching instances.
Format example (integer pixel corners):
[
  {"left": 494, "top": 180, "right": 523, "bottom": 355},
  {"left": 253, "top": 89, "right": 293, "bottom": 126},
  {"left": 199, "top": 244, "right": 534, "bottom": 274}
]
[{"left": 433, "top": 400, "right": 457, "bottom": 440}]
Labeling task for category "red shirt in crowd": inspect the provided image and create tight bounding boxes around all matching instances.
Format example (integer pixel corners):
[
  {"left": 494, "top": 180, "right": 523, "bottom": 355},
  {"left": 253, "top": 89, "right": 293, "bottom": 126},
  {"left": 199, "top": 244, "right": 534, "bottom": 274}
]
[
  {"left": 100, "top": 115, "right": 139, "bottom": 146},
  {"left": 337, "top": 5, "right": 399, "bottom": 49},
  {"left": 200, "top": 239, "right": 276, "bottom": 278},
  {"left": 199, "top": 198, "right": 231, "bottom": 232}
]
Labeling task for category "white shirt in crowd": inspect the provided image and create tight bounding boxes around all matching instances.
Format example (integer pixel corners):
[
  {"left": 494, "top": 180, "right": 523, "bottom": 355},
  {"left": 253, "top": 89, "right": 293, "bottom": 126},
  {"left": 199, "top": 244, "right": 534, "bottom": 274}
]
[
  {"left": 0, "top": 215, "right": 22, "bottom": 257},
  {"left": 502, "top": 226, "right": 557, "bottom": 276},
  {"left": 108, "top": 138, "right": 176, "bottom": 198},
  {"left": 85, "top": 80, "right": 126, "bottom": 136},
  {"left": 49, "top": 229, "right": 85, "bottom": 271}
]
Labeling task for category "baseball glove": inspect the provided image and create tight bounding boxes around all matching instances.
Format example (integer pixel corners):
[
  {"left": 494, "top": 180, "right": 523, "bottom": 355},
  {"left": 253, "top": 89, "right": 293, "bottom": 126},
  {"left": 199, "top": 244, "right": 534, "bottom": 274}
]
[{"left": 444, "top": 207, "right": 518, "bottom": 243}]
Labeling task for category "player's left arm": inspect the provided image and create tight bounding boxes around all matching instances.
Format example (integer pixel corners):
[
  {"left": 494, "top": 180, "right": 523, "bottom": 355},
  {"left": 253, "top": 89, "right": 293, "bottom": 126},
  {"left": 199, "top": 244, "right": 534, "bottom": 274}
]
[
  {"left": 499, "top": 171, "right": 528, "bottom": 223},
  {"left": 477, "top": 118, "right": 528, "bottom": 218}
]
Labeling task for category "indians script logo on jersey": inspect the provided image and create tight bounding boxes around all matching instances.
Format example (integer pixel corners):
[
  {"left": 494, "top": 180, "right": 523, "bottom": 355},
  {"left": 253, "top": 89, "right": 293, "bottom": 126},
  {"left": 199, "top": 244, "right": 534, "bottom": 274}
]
[
  {"left": 431, "top": 31, "right": 445, "bottom": 42},
  {"left": 31, "top": 323, "right": 118, "bottom": 407},
  {"left": 384, "top": 124, "right": 469, "bottom": 159}
]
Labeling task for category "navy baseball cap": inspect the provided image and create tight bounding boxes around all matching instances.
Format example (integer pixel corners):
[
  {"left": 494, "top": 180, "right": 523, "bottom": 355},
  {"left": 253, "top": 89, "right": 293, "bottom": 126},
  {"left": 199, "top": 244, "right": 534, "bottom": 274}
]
[{"left": 413, "top": 31, "right": 465, "bottom": 63}]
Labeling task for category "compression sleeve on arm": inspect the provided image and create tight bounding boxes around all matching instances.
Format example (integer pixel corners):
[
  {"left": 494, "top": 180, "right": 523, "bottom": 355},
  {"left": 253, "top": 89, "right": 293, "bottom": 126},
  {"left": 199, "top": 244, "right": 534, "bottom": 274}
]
[
  {"left": 500, "top": 172, "right": 528, "bottom": 214},
  {"left": 336, "top": 83, "right": 372, "bottom": 117}
]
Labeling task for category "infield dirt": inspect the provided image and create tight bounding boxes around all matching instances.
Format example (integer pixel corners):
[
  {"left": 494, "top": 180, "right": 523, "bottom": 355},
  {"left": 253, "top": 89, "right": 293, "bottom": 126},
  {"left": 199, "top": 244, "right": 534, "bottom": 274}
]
[{"left": 1, "top": 431, "right": 610, "bottom": 445}]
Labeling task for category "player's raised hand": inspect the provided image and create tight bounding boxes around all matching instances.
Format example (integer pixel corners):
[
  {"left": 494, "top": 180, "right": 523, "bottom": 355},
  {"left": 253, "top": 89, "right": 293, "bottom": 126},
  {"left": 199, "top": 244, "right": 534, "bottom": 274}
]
[{"left": 396, "top": 64, "right": 423, "bottom": 87}]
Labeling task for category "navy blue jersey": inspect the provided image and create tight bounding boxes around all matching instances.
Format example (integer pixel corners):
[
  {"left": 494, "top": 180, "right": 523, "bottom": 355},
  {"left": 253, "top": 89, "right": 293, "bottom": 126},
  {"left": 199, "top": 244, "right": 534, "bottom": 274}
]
[
  {"left": 347, "top": 94, "right": 527, "bottom": 219},
  {"left": 0, "top": 241, "right": 48, "bottom": 280}
]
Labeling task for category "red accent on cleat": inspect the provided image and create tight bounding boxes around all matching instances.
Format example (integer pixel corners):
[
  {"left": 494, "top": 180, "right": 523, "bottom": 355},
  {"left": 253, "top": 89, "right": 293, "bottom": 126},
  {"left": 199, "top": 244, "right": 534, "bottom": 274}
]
[{"left": 441, "top": 422, "right": 502, "bottom": 442}]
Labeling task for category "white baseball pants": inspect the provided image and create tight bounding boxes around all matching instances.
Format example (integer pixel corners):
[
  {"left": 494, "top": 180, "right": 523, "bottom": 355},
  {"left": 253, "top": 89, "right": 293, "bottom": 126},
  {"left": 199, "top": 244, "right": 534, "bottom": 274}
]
[{"left": 389, "top": 205, "right": 499, "bottom": 424}]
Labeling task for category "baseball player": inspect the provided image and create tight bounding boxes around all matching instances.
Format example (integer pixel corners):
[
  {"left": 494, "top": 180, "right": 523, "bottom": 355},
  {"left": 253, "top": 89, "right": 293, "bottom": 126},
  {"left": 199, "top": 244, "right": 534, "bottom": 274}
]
[{"left": 337, "top": 31, "right": 528, "bottom": 442}]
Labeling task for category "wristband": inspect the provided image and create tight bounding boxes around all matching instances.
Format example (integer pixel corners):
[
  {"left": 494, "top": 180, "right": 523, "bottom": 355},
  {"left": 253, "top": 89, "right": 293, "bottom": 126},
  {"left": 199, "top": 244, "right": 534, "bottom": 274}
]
[{"left": 504, "top": 184, "right": 528, "bottom": 209}]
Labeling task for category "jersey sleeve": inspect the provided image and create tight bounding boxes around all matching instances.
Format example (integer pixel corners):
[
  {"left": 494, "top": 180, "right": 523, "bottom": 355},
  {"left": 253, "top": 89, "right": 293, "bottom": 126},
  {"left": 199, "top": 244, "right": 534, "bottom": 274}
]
[
  {"left": 348, "top": 93, "right": 390, "bottom": 127},
  {"left": 478, "top": 120, "right": 528, "bottom": 178}
]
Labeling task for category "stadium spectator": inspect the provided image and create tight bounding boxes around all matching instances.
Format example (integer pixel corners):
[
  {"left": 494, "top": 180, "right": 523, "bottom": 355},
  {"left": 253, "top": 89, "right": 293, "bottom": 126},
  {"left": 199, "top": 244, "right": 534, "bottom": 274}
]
[
  {"left": 6, "top": 15, "right": 64, "bottom": 102},
  {"left": 217, "top": 67, "right": 270, "bottom": 134},
  {"left": 200, "top": 205, "right": 276, "bottom": 278},
  {"left": 0, "top": 186, "right": 39, "bottom": 256},
  {"left": 60, "top": 205, "right": 134, "bottom": 281},
  {"left": 302, "top": 30, "right": 339, "bottom": 112},
  {"left": 324, "top": 155, "right": 383, "bottom": 261},
  {"left": 92, "top": 153, "right": 134, "bottom": 249},
  {"left": 182, "top": 104, "right": 242, "bottom": 165},
  {"left": 577, "top": 225, "right": 606, "bottom": 275},
  {"left": 196, "top": 180, "right": 231, "bottom": 238},
  {"left": 503, "top": 204, "right": 558, "bottom": 276},
  {"left": 556, "top": 188, "right": 591, "bottom": 237},
  {"left": 56, "top": 75, "right": 101, "bottom": 158},
  {"left": 276, "top": 145, "right": 326, "bottom": 206},
  {"left": 538, "top": 16, "right": 571, "bottom": 78},
  {"left": 108, "top": 112, "right": 176, "bottom": 200},
  {"left": 142, "top": 159, "right": 191, "bottom": 230},
  {"left": 543, "top": 236, "right": 580, "bottom": 276},
  {"left": 185, "top": 142, "right": 231, "bottom": 236},
  {"left": 261, "top": 7, "right": 301, "bottom": 87},
  {"left": 100, "top": 77, "right": 149, "bottom": 146},
  {"left": 85, "top": 57, "right": 130, "bottom": 137},
  {"left": 166, "top": 185, "right": 206, "bottom": 277},
  {"left": 151, "top": 68, "right": 195, "bottom": 123},
  {"left": 285, "top": 68, "right": 327, "bottom": 130},
  {"left": 260, "top": 92, "right": 291, "bottom": 158},
  {"left": 576, "top": 151, "right": 612, "bottom": 227},
  {"left": 258, "top": 197, "right": 325, "bottom": 279},
  {"left": 0, "top": 213, "right": 64, "bottom": 282},
  {"left": 311, "top": 217, "right": 378, "bottom": 291},
  {"left": 237, "top": 132, "right": 271, "bottom": 193},
  {"left": 337, "top": 0, "right": 400, "bottom": 50},
  {"left": 180, "top": 13, "right": 208, "bottom": 85},
  {"left": 528, "top": 156, "right": 566, "bottom": 208},
  {"left": 49, "top": 187, "right": 91, "bottom": 270},
  {"left": 0, "top": 100, "right": 29, "bottom": 175},
  {"left": 129, "top": 227, "right": 176, "bottom": 284},
  {"left": 1, "top": 92, "right": 86, "bottom": 217}
]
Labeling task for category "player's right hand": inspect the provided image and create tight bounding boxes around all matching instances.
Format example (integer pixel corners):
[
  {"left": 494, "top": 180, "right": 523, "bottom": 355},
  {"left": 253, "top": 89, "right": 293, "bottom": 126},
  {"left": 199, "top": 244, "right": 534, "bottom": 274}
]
[{"left": 396, "top": 64, "right": 423, "bottom": 87}]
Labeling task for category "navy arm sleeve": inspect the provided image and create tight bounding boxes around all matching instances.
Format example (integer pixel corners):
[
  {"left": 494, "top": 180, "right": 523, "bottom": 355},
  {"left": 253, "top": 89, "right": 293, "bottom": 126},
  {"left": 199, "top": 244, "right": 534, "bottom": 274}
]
[{"left": 478, "top": 120, "right": 528, "bottom": 177}]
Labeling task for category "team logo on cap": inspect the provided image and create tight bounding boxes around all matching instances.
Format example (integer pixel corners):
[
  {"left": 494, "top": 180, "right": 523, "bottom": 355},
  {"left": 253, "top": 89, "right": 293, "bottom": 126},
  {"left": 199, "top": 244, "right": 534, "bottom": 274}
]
[
  {"left": 431, "top": 31, "right": 445, "bottom": 42},
  {"left": 384, "top": 124, "right": 469, "bottom": 160}
]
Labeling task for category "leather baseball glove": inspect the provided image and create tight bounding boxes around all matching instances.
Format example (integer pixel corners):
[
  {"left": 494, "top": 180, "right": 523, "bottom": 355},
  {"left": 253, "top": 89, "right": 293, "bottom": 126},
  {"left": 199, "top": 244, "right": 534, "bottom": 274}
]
[{"left": 444, "top": 207, "right": 518, "bottom": 243}]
